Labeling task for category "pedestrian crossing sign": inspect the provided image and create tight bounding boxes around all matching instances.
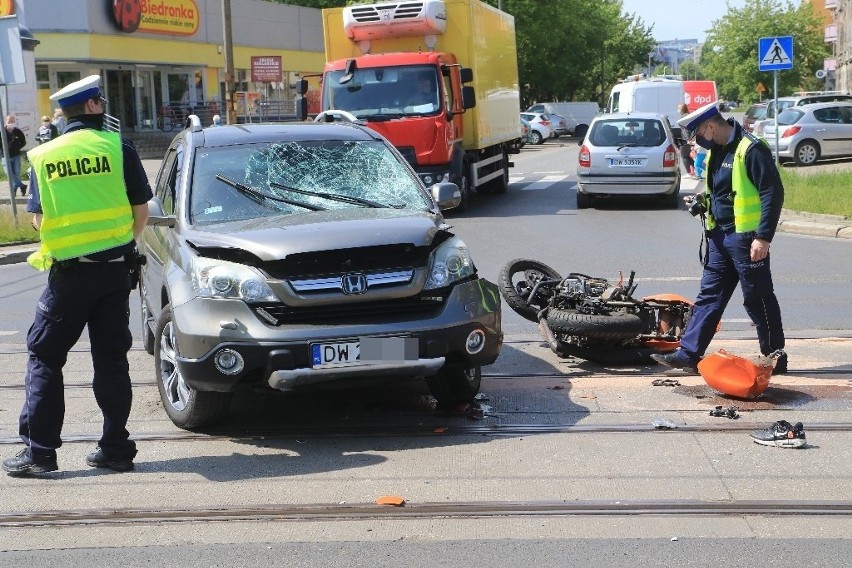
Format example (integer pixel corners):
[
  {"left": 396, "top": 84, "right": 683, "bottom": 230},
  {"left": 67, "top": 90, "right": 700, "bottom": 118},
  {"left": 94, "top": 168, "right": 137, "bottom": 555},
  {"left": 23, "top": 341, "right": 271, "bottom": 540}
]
[{"left": 758, "top": 36, "right": 793, "bottom": 71}]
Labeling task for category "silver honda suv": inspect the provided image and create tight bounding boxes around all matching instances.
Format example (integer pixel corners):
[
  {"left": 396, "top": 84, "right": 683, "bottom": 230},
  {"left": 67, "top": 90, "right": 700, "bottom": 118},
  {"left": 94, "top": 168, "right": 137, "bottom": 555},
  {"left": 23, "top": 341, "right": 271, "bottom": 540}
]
[{"left": 139, "top": 117, "right": 502, "bottom": 429}]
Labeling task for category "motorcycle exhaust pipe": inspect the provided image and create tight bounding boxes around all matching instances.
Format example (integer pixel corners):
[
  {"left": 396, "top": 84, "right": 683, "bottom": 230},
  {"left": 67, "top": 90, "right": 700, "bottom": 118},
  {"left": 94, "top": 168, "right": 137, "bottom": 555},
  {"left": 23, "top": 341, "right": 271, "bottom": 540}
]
[{"left": 538, "top": 317, "right": 563, "bottom": 355}]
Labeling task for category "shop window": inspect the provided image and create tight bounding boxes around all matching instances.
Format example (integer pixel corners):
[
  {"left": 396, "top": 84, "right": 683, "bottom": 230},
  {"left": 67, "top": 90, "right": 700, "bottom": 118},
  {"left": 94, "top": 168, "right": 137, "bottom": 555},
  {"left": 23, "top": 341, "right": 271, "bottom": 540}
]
[
  {"left": 36, "top": 65, "right": 50, "bottom": 89},
  {"left": 56, "top": 71, "right": 81, "bottom": 90}
]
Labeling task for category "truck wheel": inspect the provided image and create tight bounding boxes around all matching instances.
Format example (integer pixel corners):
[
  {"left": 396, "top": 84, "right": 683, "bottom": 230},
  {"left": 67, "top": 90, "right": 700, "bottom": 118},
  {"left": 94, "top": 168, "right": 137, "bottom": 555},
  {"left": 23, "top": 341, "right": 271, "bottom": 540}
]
[
  {"left": 498, "top": 258, "right": 562, "bottom": 322},
  {"left": 489, "top": 152, "right": 509, "bottom": 194},
  {"left": 546, "top": 308, "right": 644, "bottom": 341},
  {"left": 427, "top": 364, "right": 481, "bottom": 407},
  {"left": 155, "top": 304, "right": 232, "bottom": 429}
]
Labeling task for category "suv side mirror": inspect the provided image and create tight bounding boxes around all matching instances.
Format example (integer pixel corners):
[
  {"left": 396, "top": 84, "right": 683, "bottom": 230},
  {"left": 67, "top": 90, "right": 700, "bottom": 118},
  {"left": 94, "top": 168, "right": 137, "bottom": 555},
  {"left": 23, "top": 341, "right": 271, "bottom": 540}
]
[
  {"left": 431, "top": 182, "right": 462, "bottom": 210},
  {"left": 574, "top": 124, "right": 589, "bottom": 139},
  {"left": 146, "top": 198, "right": 177, "bottom": 228}
]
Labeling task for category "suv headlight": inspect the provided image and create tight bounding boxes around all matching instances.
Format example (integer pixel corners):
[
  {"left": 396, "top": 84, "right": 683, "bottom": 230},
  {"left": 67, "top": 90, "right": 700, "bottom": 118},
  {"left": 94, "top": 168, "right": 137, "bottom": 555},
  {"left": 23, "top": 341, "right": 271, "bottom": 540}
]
[
  {"left": 191, "top": 257, "right": 280, "bottom": 302},
  {"left": 424, "top": 235, "right": 476, "bottom": 290}
]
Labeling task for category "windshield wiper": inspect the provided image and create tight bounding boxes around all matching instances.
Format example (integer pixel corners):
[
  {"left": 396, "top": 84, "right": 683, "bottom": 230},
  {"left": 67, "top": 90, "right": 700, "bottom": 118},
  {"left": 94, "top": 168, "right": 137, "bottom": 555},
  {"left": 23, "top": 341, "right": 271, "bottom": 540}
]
[
  {"left": 216, "top": 175, "right": 325, "bottom": 211},
  {"left": 617, "top": 143, "right": 637, "bottom": 150},
  {"left": 270, "top": 182, "right": 387, "bottom": 208}
]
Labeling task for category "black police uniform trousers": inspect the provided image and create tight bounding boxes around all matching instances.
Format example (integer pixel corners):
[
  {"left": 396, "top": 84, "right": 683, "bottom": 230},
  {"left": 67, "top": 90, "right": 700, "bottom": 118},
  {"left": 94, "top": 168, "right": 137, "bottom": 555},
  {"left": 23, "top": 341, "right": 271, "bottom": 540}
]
[
  {"left": 18, "top": 260, "right": 137, "bottom": 462},
  {"left": 679, "top": 226, "right": 785, "bottom": 361}
]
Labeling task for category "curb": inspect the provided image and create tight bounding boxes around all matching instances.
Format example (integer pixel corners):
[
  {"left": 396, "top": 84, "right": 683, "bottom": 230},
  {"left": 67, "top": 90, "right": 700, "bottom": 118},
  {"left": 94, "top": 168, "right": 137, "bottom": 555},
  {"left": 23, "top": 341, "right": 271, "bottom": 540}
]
[
  {"left": 0, "top": 247, "right": 35, "bottom": 266},
  {"left": 776, "top": 210, "right": 852, "bottom": 239}
]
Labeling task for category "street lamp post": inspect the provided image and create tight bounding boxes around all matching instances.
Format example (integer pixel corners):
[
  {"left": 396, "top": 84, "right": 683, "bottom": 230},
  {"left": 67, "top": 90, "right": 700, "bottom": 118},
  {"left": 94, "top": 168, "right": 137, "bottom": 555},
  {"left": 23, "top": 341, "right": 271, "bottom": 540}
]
[{"left": 222, "top": 0, "right": 236, "bottom": 125}]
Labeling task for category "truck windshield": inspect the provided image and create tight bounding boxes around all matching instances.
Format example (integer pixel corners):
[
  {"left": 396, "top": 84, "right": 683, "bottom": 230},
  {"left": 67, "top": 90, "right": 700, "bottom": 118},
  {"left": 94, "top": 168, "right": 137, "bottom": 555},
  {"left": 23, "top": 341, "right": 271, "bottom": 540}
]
[{"left": 323, "top": 66, "right": 441, "bottom": 119}]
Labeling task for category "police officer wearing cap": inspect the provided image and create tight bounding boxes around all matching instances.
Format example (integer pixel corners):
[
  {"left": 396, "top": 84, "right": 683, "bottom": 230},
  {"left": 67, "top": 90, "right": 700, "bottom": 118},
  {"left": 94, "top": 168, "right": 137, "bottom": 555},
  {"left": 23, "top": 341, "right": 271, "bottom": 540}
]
[
  {"left": 651, "top": 101, "right": 787, "bottom": 375},
  {"left": 2, "top": 75, "right": 152, "bottom": 476}
]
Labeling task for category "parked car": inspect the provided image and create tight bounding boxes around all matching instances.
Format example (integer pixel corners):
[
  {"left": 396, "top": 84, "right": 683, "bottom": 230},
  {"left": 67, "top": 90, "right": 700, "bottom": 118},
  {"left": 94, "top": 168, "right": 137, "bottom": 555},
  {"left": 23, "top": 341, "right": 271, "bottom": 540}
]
[
  {"left": 576, "top": 112, "right": 681, "bottom": 209},
  {"left": 527, "top": 101, "right": 600, "bottom": 135},
  {"left": 743, "top": 102, "right": 767, "bottom": 133},
  {"left": 762, "top": 101, "right": 852, "bottom": 166},
  {"left": 548, "top": 113, "right": 569, "bottom": 137},
  {"left": 754, "top": 92, "right": 852, "bottom": 137},
  {"left": 520, "top": 112, "right": 552, "bottom": 144},
  {"left": 519, "top": 116, "right": 532, "bottom": 146},
  {"left": 139, "top": 116, "right": 503, "bottom": 428}
]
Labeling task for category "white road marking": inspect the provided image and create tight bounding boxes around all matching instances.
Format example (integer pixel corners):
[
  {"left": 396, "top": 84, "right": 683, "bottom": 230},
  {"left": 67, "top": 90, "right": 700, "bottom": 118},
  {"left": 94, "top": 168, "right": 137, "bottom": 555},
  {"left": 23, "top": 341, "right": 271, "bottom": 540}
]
[
  {"left": 521, "top": 175, "right": 569, "bottom": 191},
  {"left": 0, "top": 331, "right": 19, "bottom": 336}
]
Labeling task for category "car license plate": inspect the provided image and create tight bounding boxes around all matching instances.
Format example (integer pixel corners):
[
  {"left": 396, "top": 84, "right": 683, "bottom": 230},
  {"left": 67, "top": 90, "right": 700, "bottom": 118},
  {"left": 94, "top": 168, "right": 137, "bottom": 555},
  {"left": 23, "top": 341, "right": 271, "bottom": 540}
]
[
  {"left": 610, "top": 157, "right": 645, "bottom": 167},
  {"left": 311, "top": 337, "right": 418, "bottom": 368},
  {"left": 312, "top": 341, "right": 360, "bottom": 368}
]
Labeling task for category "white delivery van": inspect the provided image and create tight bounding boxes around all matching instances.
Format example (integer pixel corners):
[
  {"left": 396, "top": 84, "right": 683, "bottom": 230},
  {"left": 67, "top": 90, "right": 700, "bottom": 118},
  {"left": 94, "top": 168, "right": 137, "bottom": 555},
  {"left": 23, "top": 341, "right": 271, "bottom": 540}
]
[
  {"left": 606, "top": 77, "right": 686, "bottom": 136},
  {"left": 526, "top": 102, "right": 600, "bottom": 135}
]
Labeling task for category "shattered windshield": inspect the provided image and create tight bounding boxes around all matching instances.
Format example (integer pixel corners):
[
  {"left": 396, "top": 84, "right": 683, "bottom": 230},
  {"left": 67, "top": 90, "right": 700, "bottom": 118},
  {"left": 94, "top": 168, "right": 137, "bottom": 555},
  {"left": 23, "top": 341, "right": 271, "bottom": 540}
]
[
  {"left": 190, "top": 139, "right": 432, "bottom": 224},
  {"left": 323, "top": 65, "right": 441, "bottom": 119}
]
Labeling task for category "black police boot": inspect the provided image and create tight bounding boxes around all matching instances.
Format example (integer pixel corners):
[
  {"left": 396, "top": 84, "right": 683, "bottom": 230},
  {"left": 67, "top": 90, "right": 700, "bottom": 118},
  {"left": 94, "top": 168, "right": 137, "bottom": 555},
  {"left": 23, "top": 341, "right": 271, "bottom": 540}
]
[
  {"left": 2, "top": 448, "right": 58, "bottom": 476},
  {"left": 86, "top": 447, "right": 135, "bottom": 472},
  {"left": 771, "top": 351, "right": 788, "bottom": 376},
  {"left": 650, "top": 349, "right": 699, "bottom": 374}
]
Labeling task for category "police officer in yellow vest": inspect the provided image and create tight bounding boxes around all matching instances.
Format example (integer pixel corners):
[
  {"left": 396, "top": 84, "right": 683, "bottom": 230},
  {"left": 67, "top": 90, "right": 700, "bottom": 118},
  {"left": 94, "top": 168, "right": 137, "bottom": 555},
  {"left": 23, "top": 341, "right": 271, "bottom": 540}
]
[
  {"left": 2, "top": 75, "right": 152, "bottom": 476},
  {"left": 651, "top": 101, "right": 787, "bottom": 375}
]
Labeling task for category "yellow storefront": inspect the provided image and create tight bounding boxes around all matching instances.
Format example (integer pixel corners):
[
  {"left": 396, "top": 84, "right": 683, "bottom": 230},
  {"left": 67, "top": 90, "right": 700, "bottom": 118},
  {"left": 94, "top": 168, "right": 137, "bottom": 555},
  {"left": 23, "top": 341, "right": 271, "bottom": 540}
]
[{"left": 26, "top": 0, "right": 324, "bottom": 129}]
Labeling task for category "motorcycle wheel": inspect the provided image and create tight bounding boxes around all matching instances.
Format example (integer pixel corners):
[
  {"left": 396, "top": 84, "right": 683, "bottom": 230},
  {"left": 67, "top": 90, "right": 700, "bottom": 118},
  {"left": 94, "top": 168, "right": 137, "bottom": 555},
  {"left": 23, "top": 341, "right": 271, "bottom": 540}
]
[
  {"left": 498, "top": 258, "right": 562, "bottom": 322},
  {"left": 546, "top": 308, "right": 644, "bottom": 341}
]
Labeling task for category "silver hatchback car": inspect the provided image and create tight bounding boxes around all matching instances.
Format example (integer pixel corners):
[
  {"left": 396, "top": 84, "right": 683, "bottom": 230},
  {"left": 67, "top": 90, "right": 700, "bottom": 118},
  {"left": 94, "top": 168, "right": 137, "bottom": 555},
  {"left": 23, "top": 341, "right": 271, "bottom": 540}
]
[
  {"left": 762, "top": 101, "right": 852, "bottom": 166},
  {"left": 576, "top": 112, "right": 681, "bottom": 209}
]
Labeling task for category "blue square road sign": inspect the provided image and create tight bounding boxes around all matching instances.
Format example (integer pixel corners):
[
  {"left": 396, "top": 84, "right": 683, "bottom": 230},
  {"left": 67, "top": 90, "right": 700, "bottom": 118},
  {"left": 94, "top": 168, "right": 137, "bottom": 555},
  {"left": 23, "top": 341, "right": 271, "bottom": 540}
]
[{"left": 759, "top": 36, "right": 793, "bottom": 71}]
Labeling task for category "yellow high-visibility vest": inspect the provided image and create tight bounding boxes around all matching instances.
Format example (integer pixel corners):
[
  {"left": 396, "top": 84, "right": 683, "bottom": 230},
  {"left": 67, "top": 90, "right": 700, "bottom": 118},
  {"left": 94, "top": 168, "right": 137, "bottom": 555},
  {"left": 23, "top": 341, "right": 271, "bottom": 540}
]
[
  {"left": 26, "top": 129, "right": 133, "bottom": 271},
  {"left": 704, "top": 136, "right": 763, "bottom": 232}
]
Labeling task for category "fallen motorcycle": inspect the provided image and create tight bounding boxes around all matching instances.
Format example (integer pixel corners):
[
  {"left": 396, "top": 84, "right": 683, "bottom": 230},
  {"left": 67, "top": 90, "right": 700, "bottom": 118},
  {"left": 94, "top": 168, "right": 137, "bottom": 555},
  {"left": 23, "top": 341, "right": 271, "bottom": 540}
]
[{"left": 499, "top": 258, "right": 695, "bottom": 365}]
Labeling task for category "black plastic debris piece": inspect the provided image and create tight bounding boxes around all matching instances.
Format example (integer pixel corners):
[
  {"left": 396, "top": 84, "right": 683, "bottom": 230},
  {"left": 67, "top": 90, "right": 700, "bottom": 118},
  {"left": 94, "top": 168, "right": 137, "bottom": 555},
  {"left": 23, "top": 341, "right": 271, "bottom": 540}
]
[{"left": 709, "top": 405, "right": 740, "bottom": 419}]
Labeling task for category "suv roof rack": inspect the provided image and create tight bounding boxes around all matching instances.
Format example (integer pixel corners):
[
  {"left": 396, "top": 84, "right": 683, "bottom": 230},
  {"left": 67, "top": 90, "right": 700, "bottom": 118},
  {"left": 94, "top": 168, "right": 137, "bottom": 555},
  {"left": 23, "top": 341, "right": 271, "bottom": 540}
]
[
  {"left": 185, "top": 114, "right": 203, "bottom": 133},
  {"left": 792, "top": 90, "right": 849, "bottom": 96}
]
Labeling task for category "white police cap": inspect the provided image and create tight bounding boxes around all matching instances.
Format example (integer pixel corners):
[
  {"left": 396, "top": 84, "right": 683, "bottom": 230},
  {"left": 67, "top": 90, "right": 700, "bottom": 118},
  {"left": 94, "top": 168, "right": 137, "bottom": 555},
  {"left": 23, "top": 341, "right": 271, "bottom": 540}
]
[
  {"left": 677, "top": 101, "right": 721, "bottom": 138},
  {"left": 50, "top": 74, "right": 102, "bottom": 108}
]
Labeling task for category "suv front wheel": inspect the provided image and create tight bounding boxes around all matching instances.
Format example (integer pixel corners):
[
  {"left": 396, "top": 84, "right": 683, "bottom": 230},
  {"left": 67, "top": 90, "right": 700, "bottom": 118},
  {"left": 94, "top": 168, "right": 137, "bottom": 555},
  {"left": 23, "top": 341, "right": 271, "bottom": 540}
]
[
  {"left": 155, "top": 304, "right": 232, "bottom": 429},
  {"left": 427, "top": 364, "right": 482, "bottom": 407}
]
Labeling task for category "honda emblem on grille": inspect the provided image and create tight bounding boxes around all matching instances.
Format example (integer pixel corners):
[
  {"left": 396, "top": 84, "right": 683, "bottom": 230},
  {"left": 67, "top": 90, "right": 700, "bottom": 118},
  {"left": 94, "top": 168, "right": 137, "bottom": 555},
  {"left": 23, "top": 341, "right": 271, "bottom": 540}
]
[{"left": 341, "top": 273, "right": 368, "bottom": 295}]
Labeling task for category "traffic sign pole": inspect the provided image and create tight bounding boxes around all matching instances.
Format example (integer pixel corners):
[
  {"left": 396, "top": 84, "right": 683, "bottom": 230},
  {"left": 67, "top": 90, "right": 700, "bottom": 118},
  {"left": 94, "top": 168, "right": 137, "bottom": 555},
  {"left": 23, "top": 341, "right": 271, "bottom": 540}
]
[
  {"left": 773, "top": 70, "right": 779, "bottom": 165},
  {"left": 758, "top": 36, "right": 793, "bottom": 166}
]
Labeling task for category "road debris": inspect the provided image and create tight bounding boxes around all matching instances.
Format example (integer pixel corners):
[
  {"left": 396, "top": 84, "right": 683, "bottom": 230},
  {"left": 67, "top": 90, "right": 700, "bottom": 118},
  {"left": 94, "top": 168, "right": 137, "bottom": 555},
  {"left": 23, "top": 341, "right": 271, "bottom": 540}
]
[{"left": 709, "top": 405, "right": 740, "bottom": 419}]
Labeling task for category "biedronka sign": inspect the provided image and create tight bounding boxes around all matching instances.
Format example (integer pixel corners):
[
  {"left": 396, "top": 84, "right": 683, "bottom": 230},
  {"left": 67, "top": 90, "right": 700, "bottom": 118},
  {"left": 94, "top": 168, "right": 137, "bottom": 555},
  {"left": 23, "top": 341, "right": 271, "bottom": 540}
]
[{"left": 112, "top": 0, "right": 200, "bottom": 36}]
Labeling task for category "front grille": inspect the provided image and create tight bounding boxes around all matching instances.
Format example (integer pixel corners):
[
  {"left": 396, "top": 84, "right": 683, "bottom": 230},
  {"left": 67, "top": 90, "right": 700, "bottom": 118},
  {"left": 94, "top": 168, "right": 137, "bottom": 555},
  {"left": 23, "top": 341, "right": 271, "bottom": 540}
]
[
  {"left": 260, "top": 244, "right": 430, "bottom": 280},
  {"left": 253, "top": 294, "right": 447, "bottom": 325}
]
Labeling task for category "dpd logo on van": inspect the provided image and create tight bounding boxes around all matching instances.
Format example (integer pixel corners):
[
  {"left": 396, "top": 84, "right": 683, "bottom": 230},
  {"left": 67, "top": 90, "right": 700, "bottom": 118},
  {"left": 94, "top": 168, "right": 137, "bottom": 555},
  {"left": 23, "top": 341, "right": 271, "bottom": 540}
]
[{"left": 687, "top": 94, "right": 716, "bottom": 106}]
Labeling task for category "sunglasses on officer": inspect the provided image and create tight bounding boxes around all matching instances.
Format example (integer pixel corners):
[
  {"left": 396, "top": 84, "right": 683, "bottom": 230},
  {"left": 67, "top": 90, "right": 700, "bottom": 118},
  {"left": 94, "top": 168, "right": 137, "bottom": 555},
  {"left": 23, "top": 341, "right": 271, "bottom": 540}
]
[{"left": 90, "top": 92, "right": 108, "bottom": 107}]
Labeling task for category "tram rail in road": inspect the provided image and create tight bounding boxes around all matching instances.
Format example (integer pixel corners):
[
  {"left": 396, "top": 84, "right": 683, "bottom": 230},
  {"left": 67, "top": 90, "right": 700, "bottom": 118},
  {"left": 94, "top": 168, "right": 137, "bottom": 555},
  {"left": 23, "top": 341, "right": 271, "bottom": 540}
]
[{"left": 5, "top": 498, "right": 852, "bottom": 528}]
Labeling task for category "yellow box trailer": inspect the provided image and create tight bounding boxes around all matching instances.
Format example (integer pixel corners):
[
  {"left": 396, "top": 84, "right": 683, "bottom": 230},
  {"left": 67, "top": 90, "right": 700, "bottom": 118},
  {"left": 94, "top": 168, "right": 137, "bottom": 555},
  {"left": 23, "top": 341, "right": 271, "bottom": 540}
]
[{"left": 316, "top": 0, "right": 522, "bottom": 205}]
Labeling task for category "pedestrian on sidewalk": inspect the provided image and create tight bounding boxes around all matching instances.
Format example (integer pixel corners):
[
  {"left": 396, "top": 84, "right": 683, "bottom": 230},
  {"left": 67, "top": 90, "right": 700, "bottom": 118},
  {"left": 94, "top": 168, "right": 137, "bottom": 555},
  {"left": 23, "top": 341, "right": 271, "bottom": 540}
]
[
  {"left": 3, "top": 114, "right": 28, "bottom": 195},
  {"left": 676, "top": 103, "right": 695, "bottom": 178},
  {"left": 35, "top": 115, "right": 60, "bottom": 144},
  {"left": 2, "top": 75, "right": 152, "bottom": 477},
  {"left": 52, "top": 108, "right": 67, "bottom": 135},
  {"left": 652, "top": 101, "right": 787, "bottom": 375}
]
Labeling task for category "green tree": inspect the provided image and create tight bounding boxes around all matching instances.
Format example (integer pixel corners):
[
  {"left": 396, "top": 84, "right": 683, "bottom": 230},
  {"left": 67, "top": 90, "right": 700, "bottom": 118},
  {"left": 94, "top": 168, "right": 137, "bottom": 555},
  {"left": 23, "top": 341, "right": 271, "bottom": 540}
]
[{"left": 701, "top": 0, "right": 828, "bottom": 104}]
